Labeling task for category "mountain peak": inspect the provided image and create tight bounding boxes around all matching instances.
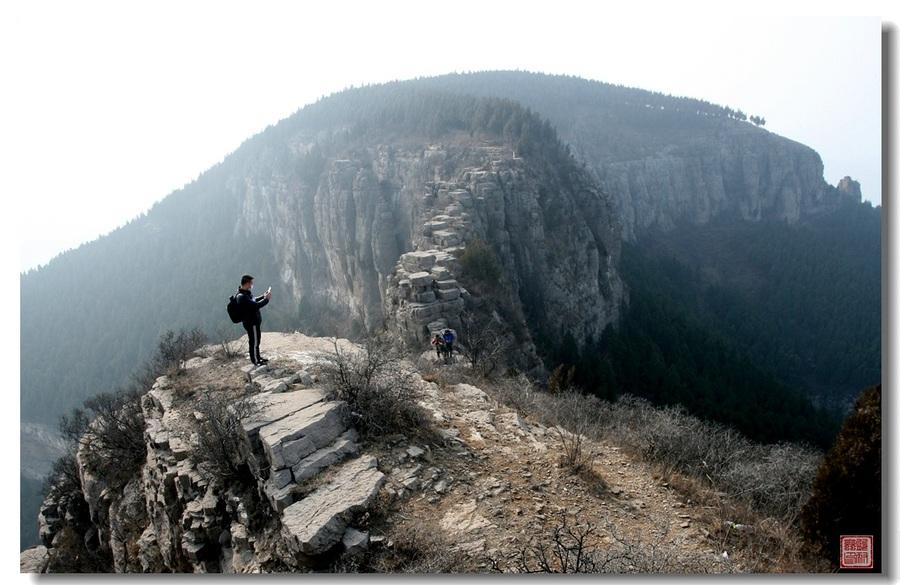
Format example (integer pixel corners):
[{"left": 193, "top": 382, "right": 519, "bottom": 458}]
[{"left": 836, "top": 175, "right": 863, "bottom": 202}]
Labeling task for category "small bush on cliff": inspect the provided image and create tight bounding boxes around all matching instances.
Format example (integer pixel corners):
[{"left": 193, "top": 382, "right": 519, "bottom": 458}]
[
  {"left": 155, "top": 327, "right": 208, "bottom": 375},
  {"left": 59, "top": 388, "right": 147, "bottom": 490},
  {"left": 455, "top": 238, "right": 502, "bottom": 292},
  {"left": 320, "top": 335, "right": 426, "bottom": 438},
  {"left": 130, "top": 327, "right": 209, "bottom": 390},
  {"left": 800, "top": 384, "right": 881, "bottom": 572},
  {"left": 548, "top": 364, "right": 576, "bottom": 395},
  {"left": 458, "top": 309, "right": 509, "bottom": 376},
  {"left": 43, "top": 453, "right": 82, "bottom": 501},
  {"left": 192, "top": 388, "right": 261, "bottom": 483}
]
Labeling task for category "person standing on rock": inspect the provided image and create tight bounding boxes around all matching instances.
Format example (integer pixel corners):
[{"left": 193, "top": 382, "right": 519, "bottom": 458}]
[{"left": 236, "top": 274, "right": 272, "bottom": 366}]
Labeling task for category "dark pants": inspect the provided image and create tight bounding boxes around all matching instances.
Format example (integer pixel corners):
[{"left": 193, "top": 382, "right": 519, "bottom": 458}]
[{"left": 244, "top": 322, "right": 262, "bottom": 364}]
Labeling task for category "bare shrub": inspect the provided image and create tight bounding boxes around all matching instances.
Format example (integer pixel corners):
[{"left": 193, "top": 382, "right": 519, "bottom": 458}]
[
  {"left": 213, "top": 323, "right": 241, "bottom": 360},
  {"left": 475, "top": 371, "right": 823, "bottom": 571},
  {"left": 501, "top": 516, "right": 599, "bottom": 573},
  {"left": 494, "top": 515, "right": 729, "bottom": 574},
  {"left": 547, "top": 389, "right": 598, "bottom": 473},
  {"left": 155, "top": 327, "right": 207, "bottom": 374},
  {"left": 129, "top": 327, "right": 208, "bottom": 389},
  {"left": 458, "top": 309, "right": 509, "bottom": 376},
  {"left": 721, "top": 443, "right": 820, "bottom": 521},
  {"left": 320, "top": 335, "right": 427, "bottom": 438},
  {"left": 191, "top": 388, "right": 261, "bottom": 483},
  {"left": 43, "top": 452, "right": 82, "bottom": 499},
  {"left": 485, "top": 372, "right": 538, "bottom": 415},
  {"left": 481, "top": 372, "right": 822, "bottom": 530},
  {"left": 61, "top": 388, "right": 147, "bottom": 489},
  {"left": 597, "top": 395, "right": 822, "bottom": 520}
]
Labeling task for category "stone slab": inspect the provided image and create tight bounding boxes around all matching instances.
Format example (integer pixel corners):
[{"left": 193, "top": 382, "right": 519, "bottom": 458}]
[
  {"left": 240, "top": 389, "right": 328, "bottom": 437},
  {"left": 281, "top": 455, "right": 385, "bottom": 555}
]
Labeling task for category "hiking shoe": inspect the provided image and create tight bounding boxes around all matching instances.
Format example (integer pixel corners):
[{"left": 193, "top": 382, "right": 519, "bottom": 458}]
[{"left": 257, "top": 357, "right": 269, "bottom": 364}]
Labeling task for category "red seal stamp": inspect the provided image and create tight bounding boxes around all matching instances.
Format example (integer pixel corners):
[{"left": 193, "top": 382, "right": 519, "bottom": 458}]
[{"left": 839, "top": 535, "right": 873, "bottom": 569}]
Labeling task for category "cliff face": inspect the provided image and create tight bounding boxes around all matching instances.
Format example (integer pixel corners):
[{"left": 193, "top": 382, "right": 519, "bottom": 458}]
[
  {"left": 588, "top": 128, "right": 856, "bottom": 240},
  {"left": 237, "top": 136, "right": 623, "bottom": 358},
  {"left": 408, "top": 71, "right": 864, "bottom": 241}
]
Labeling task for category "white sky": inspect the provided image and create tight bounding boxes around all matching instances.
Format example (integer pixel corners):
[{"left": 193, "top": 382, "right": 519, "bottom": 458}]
[{"left": 1, "top": 2, "right": 883, "bottom": 272}]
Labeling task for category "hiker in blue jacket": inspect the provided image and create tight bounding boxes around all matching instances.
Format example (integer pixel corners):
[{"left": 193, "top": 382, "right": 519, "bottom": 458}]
[
  {"left": 442, "top": 328, "right": 456, "bottom": 361},
  {"left": 235, "top": 274, "right": 272, "bottom": 365}
]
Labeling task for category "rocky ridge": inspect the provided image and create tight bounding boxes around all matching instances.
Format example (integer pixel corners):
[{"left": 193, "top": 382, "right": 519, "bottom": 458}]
[
  {"left": 25, "top": 333, "right": 739, "bottom": 573},
  {"left": 239, "top": 139, "right": 624, "bottom": 355}
]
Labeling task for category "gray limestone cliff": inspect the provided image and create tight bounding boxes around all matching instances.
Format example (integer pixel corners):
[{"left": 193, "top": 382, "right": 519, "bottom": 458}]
[
  {"left": 30, "top": 340, "right": 389, "bottom": 573},
  {"left": 236, "top": 136, "right": 623, "bottom": 360},
  {"left": 587, "top": 127, "right": 860, "bottom": 240}
]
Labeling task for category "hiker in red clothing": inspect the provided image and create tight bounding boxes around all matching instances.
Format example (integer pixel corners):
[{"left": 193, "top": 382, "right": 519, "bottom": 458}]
[{"left": 431, "top": 332, "right": 445, "bottom": 360}]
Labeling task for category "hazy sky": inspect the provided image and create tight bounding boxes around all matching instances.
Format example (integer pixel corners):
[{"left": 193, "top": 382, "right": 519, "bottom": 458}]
[{"left": 3, "top": 3, "right": 882, "bottom": 272}]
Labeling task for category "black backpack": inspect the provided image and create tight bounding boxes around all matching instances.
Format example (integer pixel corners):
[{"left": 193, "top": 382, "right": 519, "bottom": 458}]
[{"left": 227, "top": 293, "right": 243, "bottom": 323}]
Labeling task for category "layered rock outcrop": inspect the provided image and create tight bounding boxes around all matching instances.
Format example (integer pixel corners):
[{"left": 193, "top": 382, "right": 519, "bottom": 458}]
[
  {"left": 589, "top": 129, "right": 860, "bottom": 240},
  {"left": 24, "top": 332, "right": 738, "bottom": 574},
  {"left": 238, "top": 140, "right": 624, "bottom": 355},
  {"left": 27, "top": 337, "right": 389, "bottom": 573}
]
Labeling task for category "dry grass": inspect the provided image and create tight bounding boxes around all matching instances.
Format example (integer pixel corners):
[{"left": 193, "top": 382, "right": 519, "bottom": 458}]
[
  {"left": 332, "top": 515, "right": 474, "bottom": 574},
  {"left": 463, "top": 373, "right": 827, "bottom": 573},
  {"left": 420, "top": 372, "right": 440, "bottom": 384}
]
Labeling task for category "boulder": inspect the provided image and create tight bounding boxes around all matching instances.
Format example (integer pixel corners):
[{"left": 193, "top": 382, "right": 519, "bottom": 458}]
[
  {"left": 259, "top": 400, "right": 347, "bottom": 470},
  {"left": 437, "top": 297, "right": 465, "bottom": 315},
  {"left": 281, "top": 455, "right": 385, "bottom": 555},
  {"left": 408, "top": 271, "right": 433, "bottom": 287},
  {"left": 432, "top": 229, "right": 460, "bottom": 246},
  {"left": 262, "top": 379, "right": 289, "bottom": 393},
  {"left": 400, "top": 251, "right": 436, "bottom": 272},
  {"left": 409, "top": 303, "right": 440, "bottom": 321},
  {"left": 430, "top": 266, "right": 451, "bottom": 280},
  {"left": 291, "top": 429, "right": 360, "bottom": 483},
  {"left": 271, "top": 468, "right": 293, "bottom": 490},
  {"left": 424, "top": 219, "right": 449, "bottom": 232},
  {"left": 240, "top": 389, "right": 328, "bottom": 438},
  {"left": 436, "top": 287, "right": 460, "bottom": 301},
  {"left": 20, "top": 546, "right": 49, "bottom": 573},
  {"left": 341, "top": 527, "right": 370, "bottom": 556},
  {"left": 415, "top": 291, "right": 436, "bottom": 303},
  {"left": 291, "top": 370, "right": 314, "bottom": 386},
  {"left": 264, "top": 479, "right": 300, "bottom": 513},
  {"left": 453, "top": 383, "right": 489, "bottom": 403}
]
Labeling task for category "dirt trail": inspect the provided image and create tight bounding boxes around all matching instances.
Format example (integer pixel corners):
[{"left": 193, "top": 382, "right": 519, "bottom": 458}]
[
  {"left": 377, "top": 363, "right": 735, "bottom": 572},
  {"left": 235, "top": 333, "right": 735, "bottom": 572}
]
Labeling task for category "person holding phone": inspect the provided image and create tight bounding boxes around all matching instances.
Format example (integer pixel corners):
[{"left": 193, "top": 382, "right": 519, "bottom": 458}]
[{"left": 235, "top": 274, "right": 272, "bottom": 365}]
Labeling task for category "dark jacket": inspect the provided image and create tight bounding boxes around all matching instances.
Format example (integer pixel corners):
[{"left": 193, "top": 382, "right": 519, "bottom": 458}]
[{"left": 236, "top": 288, "right": 269, "bottom": 327}]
